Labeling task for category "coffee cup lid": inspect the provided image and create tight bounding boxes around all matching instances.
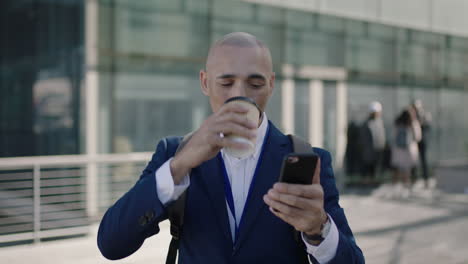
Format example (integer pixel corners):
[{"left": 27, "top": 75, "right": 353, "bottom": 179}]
[{"left": 224, "top": 96, "right": 261, "bottom": 117}]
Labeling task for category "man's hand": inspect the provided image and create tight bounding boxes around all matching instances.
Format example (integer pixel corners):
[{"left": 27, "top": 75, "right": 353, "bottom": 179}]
[
  {"left": 263, "top": 159, "right": 327, "bottom": 240},
  {"left": 170, "top": 102, "right": 258, "bottom": 184}
]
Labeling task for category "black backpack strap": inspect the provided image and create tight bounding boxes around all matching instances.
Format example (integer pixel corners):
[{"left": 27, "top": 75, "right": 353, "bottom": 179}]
[{"left": 166, "top": 133, "right": 193, "bottom": 264}]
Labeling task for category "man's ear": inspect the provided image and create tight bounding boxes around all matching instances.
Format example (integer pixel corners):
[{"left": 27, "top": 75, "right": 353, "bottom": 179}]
[
  {"left": 269, "top": 72, "right": 276, "bottom": 96},
  {"left": 200, "top": 70, "right": 209, "bottom": 96}
]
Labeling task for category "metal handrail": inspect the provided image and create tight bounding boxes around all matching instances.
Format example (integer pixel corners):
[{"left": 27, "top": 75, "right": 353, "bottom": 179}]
[
  {"left": 0, "top": 152, "right": 154, "bottom": 245},
  {"left": 0, "top": 152, "right": 153, "bottom": 168}
]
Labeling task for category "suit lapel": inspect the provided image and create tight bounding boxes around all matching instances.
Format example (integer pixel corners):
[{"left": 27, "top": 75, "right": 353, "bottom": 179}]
[
  {"left": 235, "top": 122, "right": 291, "bottom": 248},
  {"left": 198, "top": 158, "right": 233, "bottom": 243}
]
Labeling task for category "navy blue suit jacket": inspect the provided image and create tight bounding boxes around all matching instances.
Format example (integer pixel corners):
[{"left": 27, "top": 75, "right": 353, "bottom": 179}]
[{"left": 98, "top": 122, "right": 364, "bottom": 263}]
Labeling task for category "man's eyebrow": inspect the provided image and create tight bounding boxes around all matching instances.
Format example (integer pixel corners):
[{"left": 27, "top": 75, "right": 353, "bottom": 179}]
[
  {"left": 215, "top": 73, "right": 267, "bottom": 80},
  {"left": 216, "top": 74, "right": 236, "bottom": 79},
  {"left": 248, "top": 74, "right": 266, "bottom": 81}
]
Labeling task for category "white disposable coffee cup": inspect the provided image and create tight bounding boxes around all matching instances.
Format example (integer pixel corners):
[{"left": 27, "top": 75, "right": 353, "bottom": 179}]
[{"left": 223, "top": 97, "right": 261, "bottom": 159}]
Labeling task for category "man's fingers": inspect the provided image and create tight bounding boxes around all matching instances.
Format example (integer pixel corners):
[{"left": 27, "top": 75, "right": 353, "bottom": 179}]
[
  {"left": 267, "top": 189, "right": 305, "bottom": 209},
  {"left": 214, "top": 123, "right": 256, "bottom": 141},
  {"left": 312, "top": 158, "right": 321, "bottom": 185},
  {"left": 267, "top": 189, "right": 322, "bottom": 210},
  {"left": 268, "top": 206, "right": 295, "bottom": 225},
  {"left": 218, "top": 112, "right": 257, "bottom": 129},
  {"left": 272, "top": 182, "right": 323, "bottom": 199},
  {"left": 263, "top": 194, "right": 301, "bottom": 216}
]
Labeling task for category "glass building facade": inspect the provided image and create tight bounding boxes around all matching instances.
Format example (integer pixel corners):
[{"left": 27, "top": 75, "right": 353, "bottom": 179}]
[
  {"left": 0, "top": 1, "right": 84, "bottom": 157},
  {"left": 2, "top": 0, "right": 468, "bottom": 163}
]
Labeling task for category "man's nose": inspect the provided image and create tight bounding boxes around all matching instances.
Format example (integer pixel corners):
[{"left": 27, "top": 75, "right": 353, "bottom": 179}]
[{"left": 230, "top": 83, "right": 248, "bottom": 98}]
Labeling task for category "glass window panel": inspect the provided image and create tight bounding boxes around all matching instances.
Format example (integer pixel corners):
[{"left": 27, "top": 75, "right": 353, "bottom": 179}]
[
  {"left": 411, "top": 31, "right": 444, "bottom": 47},
  {"left": 110, "top": 73, "right": 206, "bottom": 153},
  {"left": 114, "top": 10, "right": 196, "bottom": 57},
  {"left": 346, "top": 38, "right": 395, "bottom": 73},
  {"left": 438, "top": 89, "right": 468, "bottom": 160},
  {"left": 186, "top": 0, "right": 210, "bottom": 15},
  {"left": 286, "top": 30, "right": 344, "bottom": 67},
  {"left": 101, "top": 1, "right": 211, "bottom": 60},
  {"left": 285, "top": 10, "right": 315, "bottom": 29},
  {"left": 368, "top": 23, "right": 395, "bottom": 40},
  {"left": 298, "top": 32, "right": 329, "bottom": 66},
  {"left": 396, "top": 28, "right": 410, "bottom": 43},
  {"left": 450, "top": 36, "right": 468, "bottom": 50},
  {"left": 345, "top": 20, "right": 366, "bottom": 37},
  {"left": 285, "top": 29, "right": 300, "bottom": 65},
  {"left": 114, "top": 0, "right": 182, "bottom": 12},
  {"left": 400, "top": 44, "right": 434, "bottom": 76},
  {"left": 318, "top": 14, "right": 344, "bottom": 34},
  {"left": 257, "top": 5, "right": 284, "bottom": 25},
  {"left": 445, "top": 50, "right": 468, "bottom": 80},
  {"left": 212, "top": 0, "right": 255, "bottom": 21}
]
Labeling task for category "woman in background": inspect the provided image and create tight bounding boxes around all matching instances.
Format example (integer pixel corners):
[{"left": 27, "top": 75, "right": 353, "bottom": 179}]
[{"left": 391, "top": 108, "right": 421, "bottom": 197}]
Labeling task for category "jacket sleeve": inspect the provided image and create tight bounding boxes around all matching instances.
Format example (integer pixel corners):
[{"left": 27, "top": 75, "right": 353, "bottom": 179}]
[
  {"left": 97, "top": 137, "right": 178, "bottom": 260},
  {"left": 312, "top": 148, "right": 365, "bottom": 264}
]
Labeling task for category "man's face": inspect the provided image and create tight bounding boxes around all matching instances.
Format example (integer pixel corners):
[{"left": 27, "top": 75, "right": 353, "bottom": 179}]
[{"left": 200, "top": 45, "right": 275, "bottom": 113}]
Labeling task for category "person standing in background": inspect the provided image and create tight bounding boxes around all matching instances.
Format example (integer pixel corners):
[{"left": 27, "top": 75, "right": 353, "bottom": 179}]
[
  {"left": 410, "top": 99, "right": 432, "bottom": 188},
  {"left": 391, "top": 108, "right": 421, "bottom": 197},
  {"left": 359, "top": 101, "right": 386, "bottom": 185}
]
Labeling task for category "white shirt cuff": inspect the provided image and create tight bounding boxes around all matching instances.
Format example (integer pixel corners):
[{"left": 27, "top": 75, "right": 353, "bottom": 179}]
[
  {"left": 154, "top": 158, "right": 190, "bottom": 205},
  {"left": 302, "top": 214, "right": 339, "bottom": 264}
]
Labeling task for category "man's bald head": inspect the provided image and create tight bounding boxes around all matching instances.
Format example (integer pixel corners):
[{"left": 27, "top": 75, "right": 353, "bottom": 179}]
[
  {"left": 200, "top": 32, "right": 275, "bottom": 113},
  {"left": 206, "top": 32, "right": 273, "bottom": 72}
]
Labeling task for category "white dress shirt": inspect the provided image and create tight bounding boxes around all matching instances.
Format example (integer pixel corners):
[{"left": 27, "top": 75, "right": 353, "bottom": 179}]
[{"left": 154, "top": 113, "right": 339, "bottom": 263}]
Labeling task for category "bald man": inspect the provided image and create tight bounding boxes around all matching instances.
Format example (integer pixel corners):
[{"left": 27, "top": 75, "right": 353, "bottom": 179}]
[{"left": 98, "top": 32, "right": 364, "bottom": 264}]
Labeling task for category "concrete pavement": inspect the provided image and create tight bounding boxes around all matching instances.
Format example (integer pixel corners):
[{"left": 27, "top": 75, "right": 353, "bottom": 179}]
[
  {"left": 1, "top": 182, "right": 468, "bottom": 264},
  {"left": 344, "top": 184, "right": 468, "bottom": 264}
]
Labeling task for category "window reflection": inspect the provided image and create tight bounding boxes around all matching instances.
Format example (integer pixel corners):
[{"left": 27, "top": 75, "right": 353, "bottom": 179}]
[{"left": 0, "top": 1, "right": 83, "bottom": 157}]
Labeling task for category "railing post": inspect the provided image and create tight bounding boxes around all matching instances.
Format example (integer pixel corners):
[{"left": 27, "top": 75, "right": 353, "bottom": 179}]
[
  {"left": 33, "top": 164, "right": 41, "bottom": 243},
  {"left": 87, "top": 162, "right": 98, "bottom": 220}
]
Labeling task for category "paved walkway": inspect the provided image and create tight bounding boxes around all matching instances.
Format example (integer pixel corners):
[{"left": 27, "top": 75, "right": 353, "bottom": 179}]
[
  {"left": 344, "top": 183, "right": 468, "bottom": 264},
  {"left": 2, "top": 182, "right": 468, "bottom": 264}
]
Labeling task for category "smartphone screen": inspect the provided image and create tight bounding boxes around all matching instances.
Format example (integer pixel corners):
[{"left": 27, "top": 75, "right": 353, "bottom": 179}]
[{"left": 279, "top": 153, "right": 319, "bottom": 185}]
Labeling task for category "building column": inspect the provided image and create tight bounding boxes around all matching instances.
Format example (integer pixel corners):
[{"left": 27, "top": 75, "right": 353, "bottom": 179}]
[
  {"left": 85, "top": 0, "right": 99, "bottom": 220},
  {"left": 282, "top": 79, "right": 295, "bottom": 135},
  {"left": 335, "top": 81, "right": 347, "bottom": 170},
  {"left": 309, "top": 80, "right": 323, "bottom": 148}
]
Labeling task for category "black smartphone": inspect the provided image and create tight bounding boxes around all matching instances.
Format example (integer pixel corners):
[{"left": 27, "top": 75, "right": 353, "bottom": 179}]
[{"left": 279, "top": 153, "right": 319, "bottom": 185}]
